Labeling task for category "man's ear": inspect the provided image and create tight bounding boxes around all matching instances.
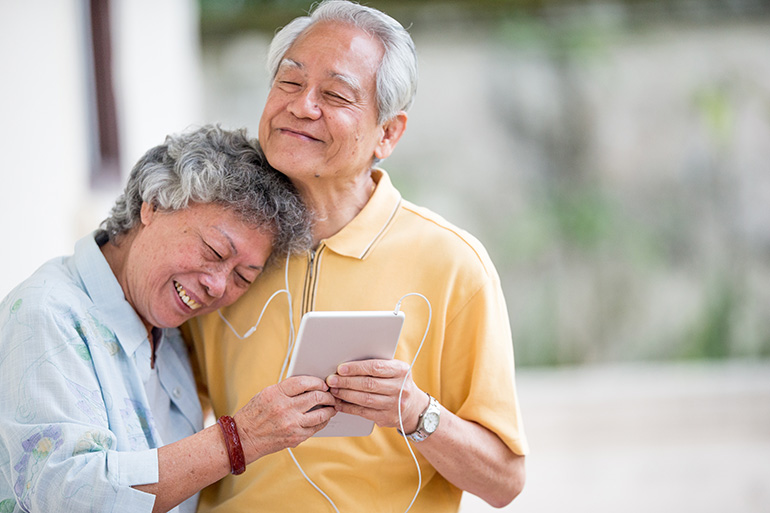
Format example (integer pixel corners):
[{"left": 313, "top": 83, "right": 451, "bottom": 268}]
[
  {"left": 374, "top": 111, "right": 408, "bottom": 161},
  {"left": 139, "top": 202, "right": 157, "bottom": 226}
]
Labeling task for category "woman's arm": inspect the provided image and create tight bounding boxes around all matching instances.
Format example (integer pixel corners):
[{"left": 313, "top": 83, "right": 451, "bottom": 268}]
[
  {"left": 0, "top": 290, "right": 160, "bottom": 512},
  {"left": 134, "top": 376, "right": 336, "bottom": 513},
  {"left": 0, "top": 288, "right": 334, "bottom": 513}
]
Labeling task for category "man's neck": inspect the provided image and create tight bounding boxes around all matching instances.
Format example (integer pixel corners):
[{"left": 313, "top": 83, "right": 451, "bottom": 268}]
[{"left": 299, "top": 172, "right": 377, "bottom": 244}]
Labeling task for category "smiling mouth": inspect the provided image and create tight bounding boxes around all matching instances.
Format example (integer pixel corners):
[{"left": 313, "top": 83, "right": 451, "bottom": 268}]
[
  {"left": 280, "top": 128, "right": 321, "bottom": 142},
  {"left": 175, "top": 282, "right": 202, "bottom": 310}
]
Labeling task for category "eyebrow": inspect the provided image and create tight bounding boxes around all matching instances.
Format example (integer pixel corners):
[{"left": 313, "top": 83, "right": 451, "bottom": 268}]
[
  {"left": 278, "top": 58, "right": 363, "bottom": 97},
  {"left": 329, "top": 71, "right": 362, "bottom": 97},
  {"left": 278, "top": 58, "right": 303, "bottom": 74},
  {"left": 215, "top": 227, "right": 238, "bottom": 255}
]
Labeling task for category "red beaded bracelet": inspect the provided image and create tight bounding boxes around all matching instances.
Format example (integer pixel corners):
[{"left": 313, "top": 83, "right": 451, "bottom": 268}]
[{"left": 217, "top": 415, "right": 246, "bottom": 475}]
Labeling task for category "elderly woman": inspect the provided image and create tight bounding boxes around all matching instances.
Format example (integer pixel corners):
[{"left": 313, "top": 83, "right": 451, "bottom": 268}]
[{"left": 0, "top": 125, "right": 335, "bottom": 513}]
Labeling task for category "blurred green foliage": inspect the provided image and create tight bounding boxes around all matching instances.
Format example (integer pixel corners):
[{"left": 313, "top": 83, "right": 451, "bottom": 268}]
[
  {"left": 199, "top": 0, "right": 770, "bottom": 366},
  {"left": 198, "top": 0, "right": 766, "bottom": 36}
]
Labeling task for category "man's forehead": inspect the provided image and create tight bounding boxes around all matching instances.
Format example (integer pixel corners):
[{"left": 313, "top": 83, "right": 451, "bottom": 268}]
[{"left": 287, "top": 22, "right": 383, "bottom": 66}]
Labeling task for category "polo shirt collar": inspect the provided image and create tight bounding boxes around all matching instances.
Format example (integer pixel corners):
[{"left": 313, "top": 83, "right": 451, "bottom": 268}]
[
  {"left": 322, "top": 168, "right": 402, "bottom": 260},
  {"left": 73, "top": 233, "right": 149, "bottom": 357}
]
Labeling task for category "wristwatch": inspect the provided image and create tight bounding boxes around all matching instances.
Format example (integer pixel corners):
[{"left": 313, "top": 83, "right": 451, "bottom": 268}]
[{"left": 405, "top": 394, "right": 441, "bottom": 442}]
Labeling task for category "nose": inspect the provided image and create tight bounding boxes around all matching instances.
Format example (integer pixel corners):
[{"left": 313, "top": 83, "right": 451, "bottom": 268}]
[
  {"left": 201, "top": 270, "right": 227, "bottom": 299},
  {"left": 287, "top": 88, "right": 322, "bottom": 120}
]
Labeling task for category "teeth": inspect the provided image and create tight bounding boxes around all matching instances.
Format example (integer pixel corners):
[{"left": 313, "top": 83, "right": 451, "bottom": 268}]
[{"left": 175, "top": 282, "right": 201, "bottom": 310}]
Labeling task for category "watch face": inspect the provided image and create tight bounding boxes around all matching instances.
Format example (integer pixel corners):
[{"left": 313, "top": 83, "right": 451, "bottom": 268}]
[{"left": 423, "top": 412, "right": 440, "bottom": 433}]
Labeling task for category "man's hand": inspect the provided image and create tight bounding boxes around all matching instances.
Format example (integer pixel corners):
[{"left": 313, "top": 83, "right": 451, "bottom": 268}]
[
  {"left": 327, "top": 359, "right": 525, "bottom": 507},
  {"left": 325, "top": 359, "right": 429, "bottom": 433}
]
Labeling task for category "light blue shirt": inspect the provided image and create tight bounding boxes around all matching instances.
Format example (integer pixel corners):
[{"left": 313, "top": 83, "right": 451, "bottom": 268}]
[{"left": 0, "top": 234, "right": 203, "bottom": 513}]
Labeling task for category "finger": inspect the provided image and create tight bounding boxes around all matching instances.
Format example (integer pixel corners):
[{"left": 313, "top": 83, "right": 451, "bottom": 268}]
[
  {"left": 336, "top": 359, "right": 408, "bottom": 378},
  {"left": 333, "top": 400, "right": 385, "bottom": 425},
  {"left": 297, "top": 390, "right": 336, "bottom": 412},
  {"left": 279, "top": 375, "right": 330, "bottom": 396},
  {"left": 327, "top": 373, "right": 402, "bottom": 396},
  {"left": 330, "top": 388, "right": 389, "bottom": 411},
  {"left": 302, "top": 404, "right": 337, "bottom": 428}
]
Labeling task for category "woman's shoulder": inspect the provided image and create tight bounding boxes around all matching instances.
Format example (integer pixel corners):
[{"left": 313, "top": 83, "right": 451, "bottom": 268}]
[{"left": 1, "top": 256, "right": 91, "bottom": 330}]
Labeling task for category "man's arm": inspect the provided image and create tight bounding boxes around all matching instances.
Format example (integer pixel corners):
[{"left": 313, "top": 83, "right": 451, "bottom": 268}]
[{"left": 327, "top": 360, "right": 526, "bottom": 507}]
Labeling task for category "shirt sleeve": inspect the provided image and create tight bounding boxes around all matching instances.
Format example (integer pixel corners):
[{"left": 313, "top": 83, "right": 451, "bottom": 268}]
[
  {"left": 0, "top": 288, "right": 159, "bottom": 513},
  {"left": 440, "top": 270, "right": 530, "bottom": 456}
]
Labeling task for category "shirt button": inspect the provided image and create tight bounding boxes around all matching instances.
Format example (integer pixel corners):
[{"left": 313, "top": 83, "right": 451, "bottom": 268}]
[{"left": 172, "top": 387, "right": 182, "bottom": 399}]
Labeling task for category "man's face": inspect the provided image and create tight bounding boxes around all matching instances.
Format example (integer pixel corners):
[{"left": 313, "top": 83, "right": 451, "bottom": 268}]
[{"left": 258, "top": 21, "right": 387, "bottom": 184}]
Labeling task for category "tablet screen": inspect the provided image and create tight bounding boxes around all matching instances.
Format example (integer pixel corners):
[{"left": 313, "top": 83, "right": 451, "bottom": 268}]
[{"left": 287, "top": 310, "right": 405, "bottom": 437}]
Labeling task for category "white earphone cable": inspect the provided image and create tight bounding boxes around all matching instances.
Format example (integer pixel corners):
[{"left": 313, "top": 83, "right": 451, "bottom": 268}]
[
  {"left": 217, "top": 287, "right": 286, "bottom": 340},
  {"left": 394, "top": 292, "right": 432, "bottom": 513},
  {"left": 216, "top": 253, "right": 433, "bottom": 512}
]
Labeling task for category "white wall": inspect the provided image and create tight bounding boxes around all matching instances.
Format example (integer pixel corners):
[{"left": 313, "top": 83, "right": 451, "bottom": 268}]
[
  {"left": 0, "top": 0, "right": 203, "bottom": 299},
  {"left": 112, "top": 0, "right": 204, "bottom": 174},
  {"left": 0, "top": 0, "right": 90, "bottom": 298}
]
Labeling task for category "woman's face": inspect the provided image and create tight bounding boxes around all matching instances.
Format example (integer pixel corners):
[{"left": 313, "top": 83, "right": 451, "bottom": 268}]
[{"left": 122, "top": 202, "right": 273, "bottom": 330}]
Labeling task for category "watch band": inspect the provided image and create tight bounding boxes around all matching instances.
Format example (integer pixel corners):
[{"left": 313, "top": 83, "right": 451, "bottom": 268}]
[{"left": 404, "top": 393, "right": 440, "bottom": 442}]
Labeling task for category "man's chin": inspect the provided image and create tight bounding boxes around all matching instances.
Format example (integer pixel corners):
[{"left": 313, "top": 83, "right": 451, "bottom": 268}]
[{"left": 266, "top": 156, "right": 320, "bottom": 181}]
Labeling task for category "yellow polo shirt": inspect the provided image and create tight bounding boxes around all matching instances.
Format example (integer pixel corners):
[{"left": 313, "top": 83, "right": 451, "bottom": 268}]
[{"left": 188, "top": 170, "right": 528, "bottom": 513}]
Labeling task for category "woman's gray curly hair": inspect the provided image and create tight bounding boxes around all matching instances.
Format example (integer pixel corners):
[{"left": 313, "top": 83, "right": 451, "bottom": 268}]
[{"left": 97, "top": 125, "right": 312, "bottom": 263}]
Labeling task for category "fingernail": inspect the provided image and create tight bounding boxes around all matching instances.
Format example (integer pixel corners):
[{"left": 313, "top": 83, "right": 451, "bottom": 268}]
[
  {"left": 327, "top": 375, "right": 338, "bottom": 386},
  {"left": 338, "top": 364, "right": 348, "bottom": 374}
]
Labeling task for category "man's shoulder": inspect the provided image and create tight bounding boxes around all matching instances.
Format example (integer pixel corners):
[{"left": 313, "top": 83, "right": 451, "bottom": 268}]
[{"left": 395, "top": 199, "right": 494, "bottom": 269}]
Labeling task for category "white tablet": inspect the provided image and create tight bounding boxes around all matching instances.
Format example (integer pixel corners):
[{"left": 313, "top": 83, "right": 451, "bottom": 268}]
[{"left": 286, "top": 310, "right": 406, "bottom": 437}]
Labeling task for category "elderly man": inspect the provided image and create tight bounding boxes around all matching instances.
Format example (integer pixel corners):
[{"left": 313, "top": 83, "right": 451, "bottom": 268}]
[{"left": 188, "top": 1, "right": 528, "bottom": 511}]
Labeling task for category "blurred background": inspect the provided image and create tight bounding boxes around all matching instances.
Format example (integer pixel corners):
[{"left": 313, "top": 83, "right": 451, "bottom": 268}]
[{"left": 1, "top": 0, "right": 769, "bottom": 511}]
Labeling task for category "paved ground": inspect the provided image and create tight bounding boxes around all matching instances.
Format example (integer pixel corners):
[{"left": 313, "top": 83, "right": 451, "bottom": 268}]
[{"left": 459, "top": 359, "right": 770, "bottom": 513}]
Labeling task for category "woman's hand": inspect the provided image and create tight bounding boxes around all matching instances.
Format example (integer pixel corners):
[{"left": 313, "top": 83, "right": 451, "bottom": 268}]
[
  {"left": 234, "top": 375, "right": 336, "bottom": 462},
  {"left": 135, "top": 376, "right": 335, "bottom": 512}
]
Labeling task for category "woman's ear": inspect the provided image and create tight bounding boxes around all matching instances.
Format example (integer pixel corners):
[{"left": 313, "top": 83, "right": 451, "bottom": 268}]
[{"left": 374, "top": 111, "right": 408, "bottom": 161}]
